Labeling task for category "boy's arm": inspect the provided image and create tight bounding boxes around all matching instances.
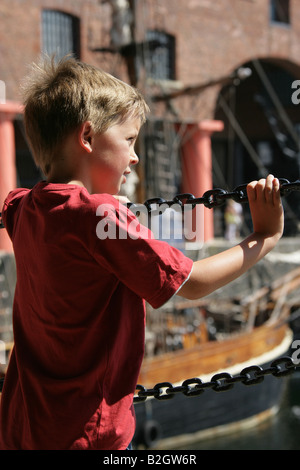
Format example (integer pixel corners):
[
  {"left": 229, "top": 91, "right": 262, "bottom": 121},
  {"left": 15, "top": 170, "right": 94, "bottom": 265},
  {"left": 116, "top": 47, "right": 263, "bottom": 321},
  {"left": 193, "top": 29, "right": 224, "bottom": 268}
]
[{"left": 177, "top": 175, "right": 283, "bottom": 300}]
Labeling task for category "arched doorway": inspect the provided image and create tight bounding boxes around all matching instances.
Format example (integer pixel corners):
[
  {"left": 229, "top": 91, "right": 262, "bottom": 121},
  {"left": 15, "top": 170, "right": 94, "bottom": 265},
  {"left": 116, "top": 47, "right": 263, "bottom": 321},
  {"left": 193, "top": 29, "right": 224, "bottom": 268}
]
[{"left": 212, "top": 58, "right": 300, "bottom": 235}]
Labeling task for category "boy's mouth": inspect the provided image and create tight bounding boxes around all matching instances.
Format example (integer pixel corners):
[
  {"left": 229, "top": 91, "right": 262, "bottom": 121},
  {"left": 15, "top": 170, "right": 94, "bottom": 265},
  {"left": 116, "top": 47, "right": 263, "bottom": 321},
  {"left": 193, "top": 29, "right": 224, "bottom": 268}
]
[{"left": 123, "top": 170, "right": 131, "bottom": 181}]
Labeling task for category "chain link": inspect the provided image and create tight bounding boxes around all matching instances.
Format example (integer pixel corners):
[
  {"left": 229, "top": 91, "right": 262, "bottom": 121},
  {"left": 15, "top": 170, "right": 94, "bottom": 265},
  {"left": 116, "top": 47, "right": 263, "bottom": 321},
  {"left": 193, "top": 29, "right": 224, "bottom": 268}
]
[
  {"left": 133, "top": 356, "right": 299, "bottom": 402},
  {"left": 127, "top": 178, "right": 300, "bottom": 213}
]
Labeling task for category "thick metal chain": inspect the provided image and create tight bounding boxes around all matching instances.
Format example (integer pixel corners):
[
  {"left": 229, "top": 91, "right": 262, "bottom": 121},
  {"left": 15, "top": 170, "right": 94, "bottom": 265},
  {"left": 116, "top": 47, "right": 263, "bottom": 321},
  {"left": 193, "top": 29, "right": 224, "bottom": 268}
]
[
  {"left": 134, "top": 356, "right": 299, "bottom": 403},
  {"left": 127, "top": 179, "right": 300, "bottom": 401},
  {"left": 127, "top": 178, "right": 300, "bottom": 213}
]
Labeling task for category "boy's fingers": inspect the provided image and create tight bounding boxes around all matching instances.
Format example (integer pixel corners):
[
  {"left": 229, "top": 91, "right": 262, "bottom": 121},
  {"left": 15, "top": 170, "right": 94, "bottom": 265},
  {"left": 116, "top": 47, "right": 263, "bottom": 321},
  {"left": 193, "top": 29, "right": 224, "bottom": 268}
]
[
  {"left": 247, "top": 180, "right": 258, "bottom": 201},
  {"left": 272, "top": 177, "right": 282, "bottom": 204},
  {"left": 254, "top": 179, "right": 268, "bottom": 203},
  {"left": 264, "top": 175, "right": 275, "bottom": 203},
  {"left": 247, "top": 175, "right": 277, "bottom": 203},
  {"left": 247, "top": 179, "right": 265, "bottom": 202}
]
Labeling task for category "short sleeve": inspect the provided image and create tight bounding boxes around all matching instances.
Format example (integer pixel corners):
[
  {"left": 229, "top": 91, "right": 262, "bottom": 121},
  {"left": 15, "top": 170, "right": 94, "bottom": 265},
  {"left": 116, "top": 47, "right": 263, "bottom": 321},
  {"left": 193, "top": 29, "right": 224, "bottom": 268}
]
[
  {"left": 91, "top": 200, "right": 193, "bottom": 309},
  {"left": 2, "top": 188, "right": 30, "bottom": 239}
]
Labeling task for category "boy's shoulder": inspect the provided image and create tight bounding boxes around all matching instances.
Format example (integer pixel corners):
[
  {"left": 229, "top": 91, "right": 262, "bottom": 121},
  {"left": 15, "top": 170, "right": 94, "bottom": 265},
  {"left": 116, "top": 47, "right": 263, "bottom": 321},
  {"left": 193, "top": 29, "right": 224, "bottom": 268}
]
[
  {"left": 2, "top": 182, "right": 131, "bottom": 240},
  {"left": 3, "top": 187, "right": 30, "bottom": 207},
  {"left": 3, "top": 182, "right": 127, "bottom": 212},
  {"left": 2, "top": 182, "right": 125, "bottom": 225}
]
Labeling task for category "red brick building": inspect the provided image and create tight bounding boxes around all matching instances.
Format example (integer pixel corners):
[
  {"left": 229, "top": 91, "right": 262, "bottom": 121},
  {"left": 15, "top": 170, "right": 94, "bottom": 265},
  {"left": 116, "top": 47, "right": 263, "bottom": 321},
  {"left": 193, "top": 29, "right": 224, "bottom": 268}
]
[{"left": 1, "top": 0, "right": 300, "bottom": 249}]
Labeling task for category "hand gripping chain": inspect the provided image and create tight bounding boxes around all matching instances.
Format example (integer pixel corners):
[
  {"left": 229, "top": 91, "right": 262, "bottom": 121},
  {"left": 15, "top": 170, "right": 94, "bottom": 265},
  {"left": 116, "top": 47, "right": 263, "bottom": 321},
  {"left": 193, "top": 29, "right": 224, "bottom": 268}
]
[{"left": 126, "top": 178, "right": 300, "bottom": 214}]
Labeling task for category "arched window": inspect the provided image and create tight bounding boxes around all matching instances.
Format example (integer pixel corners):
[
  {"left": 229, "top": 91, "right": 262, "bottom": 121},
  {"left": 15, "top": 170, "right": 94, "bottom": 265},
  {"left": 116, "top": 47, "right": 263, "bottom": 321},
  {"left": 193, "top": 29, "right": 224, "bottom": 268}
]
[{"left": 41, "top": 10, "right": 80, "bottom": 60}]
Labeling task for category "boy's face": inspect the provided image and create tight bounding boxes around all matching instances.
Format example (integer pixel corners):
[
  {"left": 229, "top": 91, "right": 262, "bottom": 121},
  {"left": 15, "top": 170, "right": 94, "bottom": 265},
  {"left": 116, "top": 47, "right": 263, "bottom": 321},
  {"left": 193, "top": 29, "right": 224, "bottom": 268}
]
[{"left": 89, "top": 115, "right": 141, "bottom": 195}]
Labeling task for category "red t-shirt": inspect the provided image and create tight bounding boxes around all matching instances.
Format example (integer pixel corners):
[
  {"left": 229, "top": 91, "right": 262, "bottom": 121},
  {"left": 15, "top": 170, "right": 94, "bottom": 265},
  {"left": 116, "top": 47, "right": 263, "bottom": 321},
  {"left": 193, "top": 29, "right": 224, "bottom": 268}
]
[{"left": 0, "top": 182, "right": 193, "bottom": 450}]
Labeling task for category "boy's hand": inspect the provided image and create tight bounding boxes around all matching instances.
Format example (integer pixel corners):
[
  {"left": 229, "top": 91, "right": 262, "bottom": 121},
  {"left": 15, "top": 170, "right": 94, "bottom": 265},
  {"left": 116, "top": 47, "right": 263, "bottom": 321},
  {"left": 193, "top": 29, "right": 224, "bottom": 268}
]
[
  {"left": 247, "top": 174, "right": 284, "bottom": 240},
  {"left": 177, "top": 174, "right": 284, "bottom": 301}
]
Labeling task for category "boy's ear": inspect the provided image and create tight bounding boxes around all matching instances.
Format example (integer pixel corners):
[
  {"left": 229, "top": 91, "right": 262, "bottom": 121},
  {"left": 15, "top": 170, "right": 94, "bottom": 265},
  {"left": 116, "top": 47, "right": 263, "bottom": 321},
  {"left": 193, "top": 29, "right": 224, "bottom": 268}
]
[{"left": 78, "top": 121, "right": 93, "bottom": 153}]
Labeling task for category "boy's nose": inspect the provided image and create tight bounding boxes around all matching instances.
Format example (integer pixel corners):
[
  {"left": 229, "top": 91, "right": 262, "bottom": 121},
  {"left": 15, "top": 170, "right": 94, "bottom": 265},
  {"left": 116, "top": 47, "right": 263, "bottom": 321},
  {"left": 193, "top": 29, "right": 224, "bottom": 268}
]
[{"left": 131, "top": 151, "right": 139, "bottom": 165}]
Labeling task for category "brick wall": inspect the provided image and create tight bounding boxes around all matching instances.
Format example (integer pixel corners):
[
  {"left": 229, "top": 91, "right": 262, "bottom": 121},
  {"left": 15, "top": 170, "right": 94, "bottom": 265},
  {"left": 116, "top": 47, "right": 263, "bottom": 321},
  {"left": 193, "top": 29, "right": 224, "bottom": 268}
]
[
  {"left": 136, "top": 0, "right": 300, "bottom": 121},
  {"left": 0, "top": 0, "right": 120, "bottom": 101},
  {"left": 1, "top": 0, "right": 299, "bottom": 120}
]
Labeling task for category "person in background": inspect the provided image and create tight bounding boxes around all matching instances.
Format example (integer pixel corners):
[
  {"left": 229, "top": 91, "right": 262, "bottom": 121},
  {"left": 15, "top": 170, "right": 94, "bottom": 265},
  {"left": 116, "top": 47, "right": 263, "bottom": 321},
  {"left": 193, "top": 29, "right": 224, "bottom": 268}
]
[{"left": 225, "top": 199, "right": 243, "bottom": 241}]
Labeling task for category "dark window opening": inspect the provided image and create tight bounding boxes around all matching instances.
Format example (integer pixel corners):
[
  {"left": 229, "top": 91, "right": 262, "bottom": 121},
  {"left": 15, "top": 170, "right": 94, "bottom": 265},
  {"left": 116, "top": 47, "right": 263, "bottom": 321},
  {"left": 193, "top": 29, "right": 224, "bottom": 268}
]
[{"left": 270, "top": 0, "right": 290, "bottom": 25}]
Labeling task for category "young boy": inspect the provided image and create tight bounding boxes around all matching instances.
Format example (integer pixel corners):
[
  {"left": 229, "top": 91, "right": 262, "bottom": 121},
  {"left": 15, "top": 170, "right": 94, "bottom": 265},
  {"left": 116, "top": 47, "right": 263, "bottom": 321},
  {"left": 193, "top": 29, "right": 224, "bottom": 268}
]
[{"left": 0, "top": 57, "right": 283, "bottom": 450}]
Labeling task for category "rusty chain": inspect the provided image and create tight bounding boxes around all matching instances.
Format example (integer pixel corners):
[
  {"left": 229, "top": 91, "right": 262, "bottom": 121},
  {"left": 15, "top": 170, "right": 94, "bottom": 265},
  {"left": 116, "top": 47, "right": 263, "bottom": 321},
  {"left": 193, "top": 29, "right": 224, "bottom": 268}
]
[{"left": 133, "top": 356, "right": 299, "bottom": 403}]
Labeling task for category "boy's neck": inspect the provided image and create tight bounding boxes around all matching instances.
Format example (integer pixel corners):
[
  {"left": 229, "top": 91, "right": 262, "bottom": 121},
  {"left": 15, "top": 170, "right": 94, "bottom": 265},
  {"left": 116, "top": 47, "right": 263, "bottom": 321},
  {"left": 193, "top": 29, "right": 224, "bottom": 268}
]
[
  {"left": 45, "top": 129, "right": 93, "bottom": 192},
  {"left": 67, "top": 180, "right": 85, "bottom": 187},
  {"left": 47, "top": 176, "right": 84, "bottom": 186}
]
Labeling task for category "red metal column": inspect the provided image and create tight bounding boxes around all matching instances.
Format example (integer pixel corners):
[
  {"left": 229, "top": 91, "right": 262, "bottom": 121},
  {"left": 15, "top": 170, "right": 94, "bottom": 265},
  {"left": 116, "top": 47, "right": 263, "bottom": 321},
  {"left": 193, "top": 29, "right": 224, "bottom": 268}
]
[
  {"left": 179, "top": 120, "right": 224, "bottom": 242},
  {"left": 0, "top": 102, "right": 23, "bottom": 252}
]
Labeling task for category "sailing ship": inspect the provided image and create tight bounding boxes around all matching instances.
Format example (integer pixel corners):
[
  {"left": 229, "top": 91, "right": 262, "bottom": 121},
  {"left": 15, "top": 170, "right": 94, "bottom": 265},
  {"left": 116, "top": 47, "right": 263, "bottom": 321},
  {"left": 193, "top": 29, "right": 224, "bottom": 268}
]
[{"left": 133, "top": 260, "right": 299, "bottom": 449}]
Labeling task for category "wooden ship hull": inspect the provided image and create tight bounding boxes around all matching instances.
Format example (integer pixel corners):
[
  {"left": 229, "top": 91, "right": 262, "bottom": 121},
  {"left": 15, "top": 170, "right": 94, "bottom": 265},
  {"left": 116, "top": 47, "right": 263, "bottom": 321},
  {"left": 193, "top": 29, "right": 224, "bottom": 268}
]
[
  {"left": 133, "top": 266, "right": 300, "bottom": 449},
  {"left": 133, "top": 318, "right": 292, "bottom": 449}
]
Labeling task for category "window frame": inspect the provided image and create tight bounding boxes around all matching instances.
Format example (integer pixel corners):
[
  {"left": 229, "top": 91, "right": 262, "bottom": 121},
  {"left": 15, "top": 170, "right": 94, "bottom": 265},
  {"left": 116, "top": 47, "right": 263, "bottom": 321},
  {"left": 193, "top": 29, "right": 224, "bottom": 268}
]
[
  {"left": 41, "top": 9, "right": 81, "bottom": 60},
  {"left": 145, "top": 30, "right": 176, "bottom": 82}
]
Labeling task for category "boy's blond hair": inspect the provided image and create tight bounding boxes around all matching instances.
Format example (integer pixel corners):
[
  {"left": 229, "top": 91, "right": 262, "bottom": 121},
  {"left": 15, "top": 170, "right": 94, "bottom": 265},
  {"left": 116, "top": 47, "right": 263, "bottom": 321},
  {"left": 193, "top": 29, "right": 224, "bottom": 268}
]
[{"left": 22, "top": 56, "right": 149, "bottom": 175}]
